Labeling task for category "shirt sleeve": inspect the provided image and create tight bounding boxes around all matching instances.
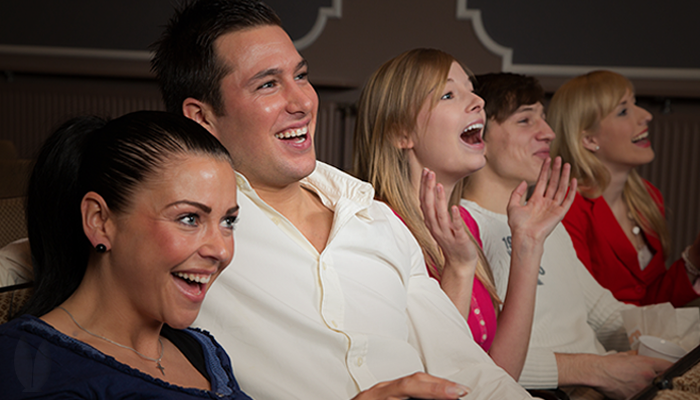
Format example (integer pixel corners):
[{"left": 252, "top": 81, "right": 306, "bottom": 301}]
[
  {"left": 517, "top": 347, "right": 560, "bottom": 389},
  {"left": 575, "top": 256, "right": 633, "bottom": 352}
]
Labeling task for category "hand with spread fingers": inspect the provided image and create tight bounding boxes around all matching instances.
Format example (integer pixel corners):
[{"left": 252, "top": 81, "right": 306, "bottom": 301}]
[
  {"left": 420, "top": 168, "right": 479, "bottom": 318},
  {"left": 486, "top": 156, "right": 578, "bottom": 380},
  {"left": 506, "top": 156, "right": 577, "bottom": 245}
]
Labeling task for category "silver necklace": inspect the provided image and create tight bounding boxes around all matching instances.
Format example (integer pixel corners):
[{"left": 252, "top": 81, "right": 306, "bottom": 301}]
[{"left": 59, "top": 306, "right": 165, "bottom": 375}]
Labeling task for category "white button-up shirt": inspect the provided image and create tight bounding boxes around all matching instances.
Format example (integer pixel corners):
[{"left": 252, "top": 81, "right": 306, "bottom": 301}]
[{"left": 195, "top": 162, "right": 530, "bottom": 400}]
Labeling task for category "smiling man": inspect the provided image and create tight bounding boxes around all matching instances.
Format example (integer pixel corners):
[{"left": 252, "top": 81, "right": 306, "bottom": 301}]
[
  {"left": 150, "top": 1, "right": 533, "bottom": 399},
  {"left": 461, "top": 72, "right": 671, "bottom": 400}
]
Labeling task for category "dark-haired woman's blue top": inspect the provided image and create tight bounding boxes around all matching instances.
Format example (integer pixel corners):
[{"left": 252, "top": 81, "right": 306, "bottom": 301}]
[{"left": 0, "top": 315, "right": 253, "bottom": 399}]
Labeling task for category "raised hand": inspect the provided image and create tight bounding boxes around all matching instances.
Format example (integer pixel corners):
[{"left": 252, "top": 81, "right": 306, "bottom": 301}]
[
  {"left": 420, "top": 168, "right": 479, "bottom": 269},
  {"left": 419, "top": 168, "right": 478, "bottom": 318},
  {"left": 351, "top": 372, "right": 469, "bottom": 400},
  {"left": 507, "top": 157, "right": 577, "bottom": 244}
]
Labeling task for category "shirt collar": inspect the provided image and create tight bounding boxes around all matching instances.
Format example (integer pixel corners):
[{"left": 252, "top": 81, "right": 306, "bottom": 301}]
[{"left": 235, "top": 161, "right": 374, "bottom": 221}]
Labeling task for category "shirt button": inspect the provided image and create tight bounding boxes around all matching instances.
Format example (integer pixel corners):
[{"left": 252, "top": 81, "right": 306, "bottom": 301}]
[
  {"left": 271, "top": 216, "right": 280, "bottom": 225},
  {"left": 479, "top": 320, "right": 486, "bottom": 326},
  {"left": 331, "top": 320, "right": 338, "bottom": 328},
  {"left": 482, "top": 334, "right": 488, "bottom": 341},
  {"left": 322, "top": 262, "right": 327, "bottom": 270},
  {"left": 635, "top": 286, "right": 644, "bottom": 293},
  {"left": 474, "top": 308, "right": 481, "bottom": 315},
  {"left": 357, "top": 357, "right": 364, "bottom": 366}
]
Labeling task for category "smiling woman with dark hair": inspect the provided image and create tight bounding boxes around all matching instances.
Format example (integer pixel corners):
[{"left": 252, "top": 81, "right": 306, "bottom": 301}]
[{"left": 0, "top": 111, "right": 250, "bottom": 399}]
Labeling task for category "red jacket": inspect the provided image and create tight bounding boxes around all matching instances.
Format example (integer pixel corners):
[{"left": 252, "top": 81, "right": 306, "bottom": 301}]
[{"left": 562, "top": 182, "right": 698, "bottom": 307}]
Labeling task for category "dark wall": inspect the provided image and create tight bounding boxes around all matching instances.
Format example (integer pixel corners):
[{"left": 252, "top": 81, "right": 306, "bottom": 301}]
[{"left": 1, "top": 0, "right": 698, "bottom": 70}]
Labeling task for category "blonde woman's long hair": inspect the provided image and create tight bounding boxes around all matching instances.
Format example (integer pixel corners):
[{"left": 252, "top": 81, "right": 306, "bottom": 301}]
[
  {"left": 353, "top": 48, "right": 500, "bottom": 306},
  {"left": 549, "top": 70, "right": 670, "bottom": 257}
]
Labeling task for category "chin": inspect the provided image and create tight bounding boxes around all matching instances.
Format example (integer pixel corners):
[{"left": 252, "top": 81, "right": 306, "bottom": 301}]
[{"left": 164, "top": 308, "right": 200, "bottom": 330}]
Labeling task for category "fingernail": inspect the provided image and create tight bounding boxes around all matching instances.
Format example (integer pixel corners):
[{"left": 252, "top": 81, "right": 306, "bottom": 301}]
[{"left": 446, "top": 384, "right": 469, "bottom": 397}]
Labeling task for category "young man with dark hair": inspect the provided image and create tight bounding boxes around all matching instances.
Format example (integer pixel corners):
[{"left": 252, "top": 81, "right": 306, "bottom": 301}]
[
  {"left": 151, "top": 2, "right": 532, "bottom": 400},
  {"left": 461, "top": 72, "right": 671, "bottom": 400}
]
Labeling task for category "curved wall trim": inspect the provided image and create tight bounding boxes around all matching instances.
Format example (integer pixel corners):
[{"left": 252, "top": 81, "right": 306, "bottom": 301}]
[
  {"left": 456, "top": 0, "right": 700, "bottom": 80},
  {"left": 293, "top": 0, "right": 342, "bottom": 50}
]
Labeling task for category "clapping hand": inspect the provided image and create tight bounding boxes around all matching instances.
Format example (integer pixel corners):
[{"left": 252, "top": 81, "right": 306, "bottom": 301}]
[
  {"left": 507, "top": 157, "right": 577, "bottom": 245},
  {"left": 420, "top": 168, "right": 478, "bottom": 270}
]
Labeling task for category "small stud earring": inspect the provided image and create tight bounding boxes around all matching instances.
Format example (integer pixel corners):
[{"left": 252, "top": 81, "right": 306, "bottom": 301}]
[
  {"left": 95, "top": 244, "right": 107, "bottom": 253},
  {"left": 594, "top": 145, "right": 600, "bottom": 151}
]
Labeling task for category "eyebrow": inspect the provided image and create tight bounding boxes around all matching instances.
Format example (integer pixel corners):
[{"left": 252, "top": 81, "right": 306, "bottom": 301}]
[
  {"left": 515, "top": 105, "right": 540, "bottom": 114},
  {"left": 167, "top": 200, "right": 212, "bottom": 213},
  {"left": 247, "top": 59, "right": 308, "bottom": 87},
  {"left": 167, "top": 202, "right": 241, "bottom": 216}
]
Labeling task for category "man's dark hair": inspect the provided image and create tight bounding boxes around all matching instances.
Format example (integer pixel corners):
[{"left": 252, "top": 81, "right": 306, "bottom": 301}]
[
  {"left": 472, "top": 73, "right": 545, "bottom": 124},
  {"left": 151, "top": 0, "right": 282, "bottom": 115}
]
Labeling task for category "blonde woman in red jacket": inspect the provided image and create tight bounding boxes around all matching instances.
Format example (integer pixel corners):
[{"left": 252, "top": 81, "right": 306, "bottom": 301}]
[{"left": 549, "top": 70, "right": 700, "bottom": 307}]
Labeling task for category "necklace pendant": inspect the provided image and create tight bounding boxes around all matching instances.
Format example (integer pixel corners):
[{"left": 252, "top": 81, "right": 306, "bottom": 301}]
[
  {"left": 156, "top": 361, "right": 165, "bottom": 375},
  {"left": 632, "top": 226, "right": 641, "bottom": 235}
]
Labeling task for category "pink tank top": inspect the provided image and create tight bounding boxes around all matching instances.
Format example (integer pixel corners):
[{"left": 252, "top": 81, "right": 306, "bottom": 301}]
[{"left": 392, "top": 206, "right": 497, "bottom": 351}]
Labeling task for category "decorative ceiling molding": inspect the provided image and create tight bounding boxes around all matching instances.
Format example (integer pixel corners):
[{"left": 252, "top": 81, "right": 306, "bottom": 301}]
[
  {"left": 293, "top": 0, "right": 342, "bottom": 50},
  {"left": 456, "top": 0, "right": 700, "bottom": 80}
]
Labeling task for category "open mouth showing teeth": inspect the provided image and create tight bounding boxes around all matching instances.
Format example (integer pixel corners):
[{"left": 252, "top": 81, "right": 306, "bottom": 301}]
[
  {"left": 461, "top": 123, "right": 484, "bottom": 145},
  {"left": 632, "top": 131, "right": 649, "bottom": 143},
  {"left": 173, "top": 272, "right": 211, "bottom": 293},
  {"left": 275, "top": 126, "right": 308, "bottom": 143}
]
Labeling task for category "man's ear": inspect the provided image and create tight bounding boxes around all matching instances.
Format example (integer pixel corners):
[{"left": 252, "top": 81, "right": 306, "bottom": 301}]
[
  {"left": 581, "top": 133, "right": 600, "bottom": 152},
  {"left": 81, "top": 192, "right": 113, "bottom": 252},
  {"left": 183, "top": 97, "right": 220, "bottom": 139}
]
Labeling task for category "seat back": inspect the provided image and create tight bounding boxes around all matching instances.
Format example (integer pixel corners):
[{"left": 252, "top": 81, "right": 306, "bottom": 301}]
[
  {"left": 0, "top": 282, "right": 33, "bottom": 324},
  {"left": 0, "top": 197, "right": 27, "bottom": 249}
]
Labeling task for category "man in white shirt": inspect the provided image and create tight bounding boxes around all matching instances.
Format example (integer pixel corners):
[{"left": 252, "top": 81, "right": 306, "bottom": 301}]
[
  {"left": 460, "top": 72, "right": 671, "bottom": 400},
  {"left": 150, "top": 1, "right": 532, "bottom": 399}
]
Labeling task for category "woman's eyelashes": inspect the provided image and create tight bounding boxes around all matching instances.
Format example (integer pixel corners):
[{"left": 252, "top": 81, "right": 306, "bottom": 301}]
[
  {"left": 441, "top": 91, "right": 454, "bottom": 100},
  {"left": 178, "top": 212, "right": 238, "bottom": 232},
  {"left": 221, "top": 215, "right": 238, "bottom": 230},
  {"left": 179, "top": 213, "right": 199, "bottom": 227}
]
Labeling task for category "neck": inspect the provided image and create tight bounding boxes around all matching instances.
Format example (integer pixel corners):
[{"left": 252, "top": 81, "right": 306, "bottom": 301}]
[
  {"left": 462, "top": 165, "right": 522, "bottom": 215},
  {"left": 407, "top": 153, "right": 459, "bottom": 207},
  {"left": 245, "top": 171, "right": 333, "bottom": 253},
  {"left": 52, "top": 262, "right": 163, "bottom": 355},
  {"left": 601, "top": 168, "right": 630, "bottom": 208},
  {"left": 252, "top": 179, "right": 313, "bottom": 218}
]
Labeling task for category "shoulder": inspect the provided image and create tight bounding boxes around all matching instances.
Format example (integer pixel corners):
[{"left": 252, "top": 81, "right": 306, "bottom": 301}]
[
  {"left": 565, "top": 191, "right": 596, "bottom": 222},
  {"left": 460, "top": 199, "right": 506, "bottom": 230},
  {"left": 305, "top": 161, "right": 375, "bottom": 201},
  {"left": 458, "top": 206, "right": 482, "bottom": 247}
]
